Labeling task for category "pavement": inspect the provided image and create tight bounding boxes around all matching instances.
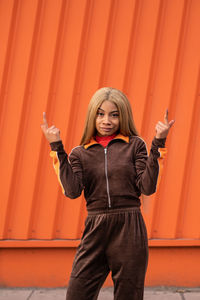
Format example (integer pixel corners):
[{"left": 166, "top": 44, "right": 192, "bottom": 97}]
[{"left": 0, "top": 287, "right": 200, "bottom": 300}]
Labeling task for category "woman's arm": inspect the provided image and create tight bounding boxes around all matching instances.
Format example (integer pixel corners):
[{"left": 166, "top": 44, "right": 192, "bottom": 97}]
[
  {"left": 41, "top": 112, "right": 84, "bottom": 198},
  {"left": 50, "top": 142, "right": 84, "bottom": 198},
  {"left": 135, "top": 110, "right": 174, "bottom": 195}
]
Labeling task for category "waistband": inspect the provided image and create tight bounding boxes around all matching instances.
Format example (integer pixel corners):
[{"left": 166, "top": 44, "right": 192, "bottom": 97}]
[{"left": 87, "top": 206, "right": 140, "bottom": 216}]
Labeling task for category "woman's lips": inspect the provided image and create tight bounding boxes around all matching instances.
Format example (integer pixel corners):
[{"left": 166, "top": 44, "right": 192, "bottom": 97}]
[{"left": 101, "top": 128, "right": 112, "bottom": 131}]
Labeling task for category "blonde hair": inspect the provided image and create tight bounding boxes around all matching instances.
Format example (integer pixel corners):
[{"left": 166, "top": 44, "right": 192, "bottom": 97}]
[{"left": 80, "top": 87, "right": 139, "bottom": 145}]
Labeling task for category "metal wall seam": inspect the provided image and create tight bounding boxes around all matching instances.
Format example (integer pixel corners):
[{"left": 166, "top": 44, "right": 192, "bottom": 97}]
[{"left": 149, "top": 0, "right": 189, "bottom": 239}]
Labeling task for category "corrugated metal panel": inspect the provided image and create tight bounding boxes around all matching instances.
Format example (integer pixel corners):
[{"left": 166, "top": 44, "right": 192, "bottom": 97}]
[{"left": 1, "top": 0, "right": 200, "bottom": 243}]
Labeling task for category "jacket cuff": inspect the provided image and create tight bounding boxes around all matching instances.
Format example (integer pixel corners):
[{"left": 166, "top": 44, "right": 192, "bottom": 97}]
[
  {"left": 50, "top": 140, "right": 64, "bottom": 152},
  {"left": 152, "top": 137, "right": 166, "bottom": 148},
  {"left": 150, "top": 137, "right": 166, "bottom": 159}
]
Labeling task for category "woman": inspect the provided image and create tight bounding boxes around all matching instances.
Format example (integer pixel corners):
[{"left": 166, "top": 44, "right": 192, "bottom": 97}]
[{"left": 41, "top": 87, "right": 174, "bottom": 300}]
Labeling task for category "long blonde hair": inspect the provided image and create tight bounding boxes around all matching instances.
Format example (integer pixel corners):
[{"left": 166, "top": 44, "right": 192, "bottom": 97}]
[{"left": 80, "top": 87, "right": 139, "bottom": 145}]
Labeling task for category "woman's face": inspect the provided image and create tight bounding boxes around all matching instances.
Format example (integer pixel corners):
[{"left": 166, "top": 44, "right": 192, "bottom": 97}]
[{"left": 95, "top": 100, "right": 120, "bottom": 136}]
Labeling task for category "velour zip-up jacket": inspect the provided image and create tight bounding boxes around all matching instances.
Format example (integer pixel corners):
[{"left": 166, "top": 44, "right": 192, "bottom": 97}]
[{"left": 50, "top": 134, "right": 167, "bottom": 211}]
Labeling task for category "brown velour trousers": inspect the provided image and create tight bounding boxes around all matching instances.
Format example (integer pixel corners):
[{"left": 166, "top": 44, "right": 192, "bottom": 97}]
[{"left": 66, "top": 207, "right": 148, "bottom": 300}]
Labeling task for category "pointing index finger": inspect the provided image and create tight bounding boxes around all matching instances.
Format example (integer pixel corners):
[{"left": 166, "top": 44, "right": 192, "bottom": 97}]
[
  {"left": 43, "top": 112, "right": 48, "bottom": 128},
  {"left": 164, "top": 109, "right": 169, "bottom": 125}
]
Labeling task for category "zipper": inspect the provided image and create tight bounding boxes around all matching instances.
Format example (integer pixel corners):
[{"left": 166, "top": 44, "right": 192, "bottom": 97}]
[{"left": 104, "top": 148, "right": 111, "bottom": 208}]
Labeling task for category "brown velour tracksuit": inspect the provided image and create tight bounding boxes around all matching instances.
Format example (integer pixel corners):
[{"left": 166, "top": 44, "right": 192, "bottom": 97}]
[{"left": 50, "top": 134, "right": 166, "bottom": 300}]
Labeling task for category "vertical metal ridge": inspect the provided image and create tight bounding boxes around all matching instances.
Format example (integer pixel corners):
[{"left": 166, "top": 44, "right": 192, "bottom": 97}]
[
  {"left": 2, "top": 0, "right": 45, "bottom": 239},
  {"left": 64, "top": 0, "right": 94, "bottom": 150},
  {"left": 122, "top": 0, "right": 142, "bottom": 94},
  {"left": 140, "top": 0, "right": 167, "bottom": 139},
  {"left": 98, "top": 0, "right": 118, "bottom": 87},
  {"left": 53, "top": 194, "right": 65, "bottom": 239},
  {"left": 22, "top": 0, "right": 50, "bottom": 239},
  {"left": 1, "top": 0, "right": 23, "bottom": 239},
  {"left": 27, "top": 0, "right": 57, "bottom": 239},
  {"left": 27, "top": 0, "right": 65, "bottom": 239},
  {"left": 167, "top": 0, "right": 191, "bottom": 119},
  {"left": 0, "top": 0, "right": 20, "bottom": 135},
  {"left": 150, "top": 0, "right": 192, "bottom": 239},
  {"left": 40, "top": 0, "right": 71, "bottom": 239},
  {"left": 175, "top": 67, "right": 200, "bottom": 238},
  {"left": 165, "top": 0, "right": 192, "bottom": 238},
  {"left": 138, "top": 0, "right": 167, "bottom": 238},
  {"left": 42, "top": 0, "right": 69, "bottom": 122}
]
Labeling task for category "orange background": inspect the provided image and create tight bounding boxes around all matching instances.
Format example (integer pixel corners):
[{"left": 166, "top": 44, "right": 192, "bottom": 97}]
[{"left": 0, "top": 0, "right": 200, "bottom": 287}]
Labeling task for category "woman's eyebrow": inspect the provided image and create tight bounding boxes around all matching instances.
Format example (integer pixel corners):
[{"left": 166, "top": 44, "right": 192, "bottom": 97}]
[{"left": 98, "top": 108, "right": 119, "bottom": 113}]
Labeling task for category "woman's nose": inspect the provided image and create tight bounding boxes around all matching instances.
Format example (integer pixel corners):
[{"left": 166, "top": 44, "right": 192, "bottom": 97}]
[{"left": 102, "top": 114, "right": 111, "bottom": 124}]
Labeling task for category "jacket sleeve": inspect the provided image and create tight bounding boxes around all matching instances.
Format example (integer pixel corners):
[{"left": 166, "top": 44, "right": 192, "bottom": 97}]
[
  {"left": 135, "top": 137, "right": 167, "bottom": 196},
  {"left": 49, "top": 141, "right": 84, "bottom": 199}
]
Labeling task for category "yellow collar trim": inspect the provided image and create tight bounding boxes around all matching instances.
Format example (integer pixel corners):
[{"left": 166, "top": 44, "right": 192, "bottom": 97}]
[{"left": 84, "top": 134, "right": 129, "bottom": 149}]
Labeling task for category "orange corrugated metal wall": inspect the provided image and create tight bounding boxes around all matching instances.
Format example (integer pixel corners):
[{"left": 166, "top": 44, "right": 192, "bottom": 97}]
[{"left": 1, "top": 0, "right": 200, "bottom": 287}]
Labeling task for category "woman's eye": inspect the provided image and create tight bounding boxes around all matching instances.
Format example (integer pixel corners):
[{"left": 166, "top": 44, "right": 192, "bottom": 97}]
[
  {"left": 97, "top": 112, "right": 104, "bottom": 116},
  {"left": 112, "top": 113, "right": 119, "bottom": 117}
]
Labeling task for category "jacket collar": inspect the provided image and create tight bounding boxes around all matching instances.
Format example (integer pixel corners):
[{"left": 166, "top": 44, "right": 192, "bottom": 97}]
[{"left": 84, "top": 134, "right": 129, "bottom": 149}]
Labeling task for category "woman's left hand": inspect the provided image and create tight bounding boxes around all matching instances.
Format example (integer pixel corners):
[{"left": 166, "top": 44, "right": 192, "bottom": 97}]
[{"left": 155, "top": 109, "right": 175, "bottom": 139}]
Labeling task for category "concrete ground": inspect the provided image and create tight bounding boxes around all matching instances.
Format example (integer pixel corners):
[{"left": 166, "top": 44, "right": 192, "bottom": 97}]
[{"left": 0, "top": 287, "right": 200, "bottom": 300}]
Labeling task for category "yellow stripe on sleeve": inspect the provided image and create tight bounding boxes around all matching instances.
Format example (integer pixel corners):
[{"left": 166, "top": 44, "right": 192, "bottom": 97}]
[
  {"left": 50, "top": 151, "right": 65, "bottom": 194},
  {"left": 157, "top": 148, "right": 167, "bottom": 187}
]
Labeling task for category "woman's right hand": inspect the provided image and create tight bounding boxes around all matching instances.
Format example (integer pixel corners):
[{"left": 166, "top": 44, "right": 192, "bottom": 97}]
[{"left": 41, "top": 112, "right": 61, "bottom": 143}]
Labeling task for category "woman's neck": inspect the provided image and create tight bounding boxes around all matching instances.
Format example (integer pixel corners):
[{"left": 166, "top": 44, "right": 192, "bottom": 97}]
[{"left": 95, "top": 133, "right": 117, "bottom": 147}]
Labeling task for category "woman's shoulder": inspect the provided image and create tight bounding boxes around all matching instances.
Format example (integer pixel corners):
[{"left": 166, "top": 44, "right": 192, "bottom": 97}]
[
  {"left": 128, "top": 136, "right": 148, "bottom": 156},
  {"left": 129, "top": 135, "right": 147, "bottom": 147},
  {"left": 69, "top": 145, "right": 84, "bottom": 157}
]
